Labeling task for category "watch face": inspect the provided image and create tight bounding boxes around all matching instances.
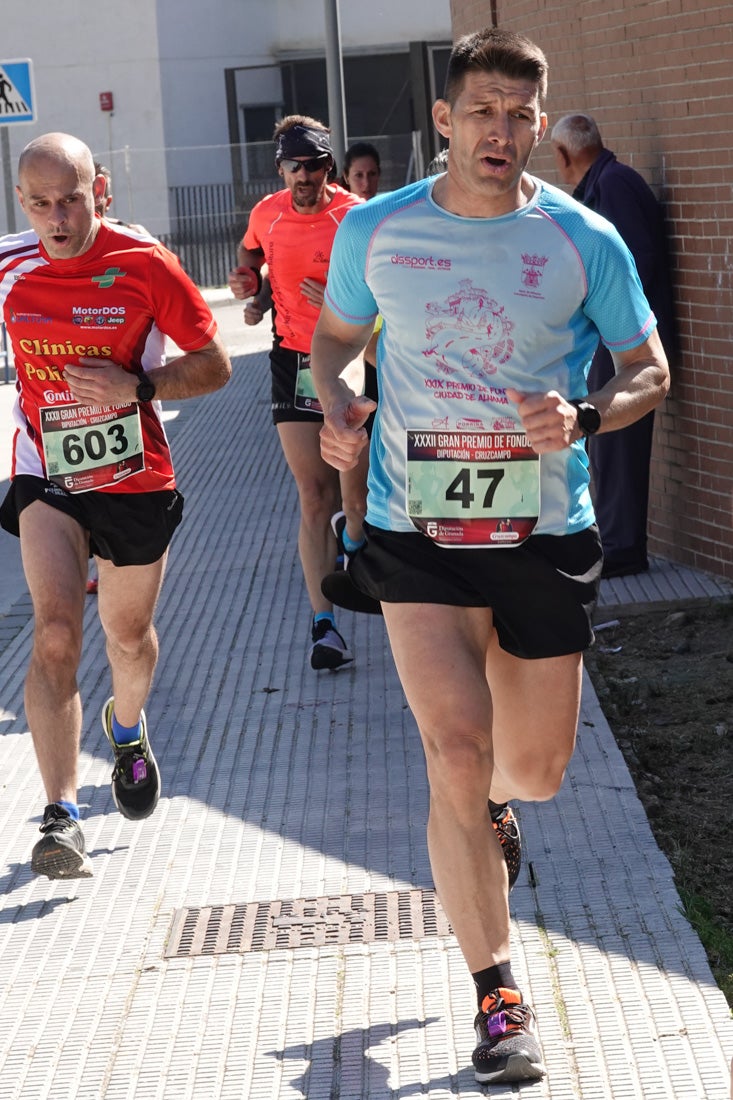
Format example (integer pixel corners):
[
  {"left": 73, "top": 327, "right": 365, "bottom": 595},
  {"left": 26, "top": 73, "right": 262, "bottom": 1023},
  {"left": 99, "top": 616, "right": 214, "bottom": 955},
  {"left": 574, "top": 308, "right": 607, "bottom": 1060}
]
[
  {"left": 136, "top": 377, "right": 156, "bottom": 402},
  {"left": 578, "top": 402, "right": 601, "bottom": 434},
  {"left": 585, "top": 404, "right": 601, "bottom": 432}
]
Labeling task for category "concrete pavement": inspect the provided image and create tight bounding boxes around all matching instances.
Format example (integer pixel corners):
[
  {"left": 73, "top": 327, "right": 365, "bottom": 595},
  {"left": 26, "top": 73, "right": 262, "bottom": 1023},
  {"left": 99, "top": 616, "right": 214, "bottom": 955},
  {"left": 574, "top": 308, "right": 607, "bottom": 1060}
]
[{"left": 0, "top": 294, "right": 730, "bottom": 1099}]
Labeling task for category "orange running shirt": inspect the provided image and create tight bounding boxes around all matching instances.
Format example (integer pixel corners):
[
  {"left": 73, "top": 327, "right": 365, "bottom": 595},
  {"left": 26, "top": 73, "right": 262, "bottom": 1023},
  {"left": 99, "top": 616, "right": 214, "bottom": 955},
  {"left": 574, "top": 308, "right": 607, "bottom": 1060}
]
[
  {"left": 0, "top": 221, "right": 217, "bottom": 493},
  {"left": 243, "top": 185, "right": 361, "bottom": 352}
]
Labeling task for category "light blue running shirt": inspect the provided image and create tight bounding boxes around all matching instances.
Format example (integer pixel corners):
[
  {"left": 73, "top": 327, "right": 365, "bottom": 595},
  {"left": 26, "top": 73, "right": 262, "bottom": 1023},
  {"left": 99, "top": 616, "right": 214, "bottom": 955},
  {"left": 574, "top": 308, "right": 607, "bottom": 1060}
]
[{"left": 324, "top": 175, "right": 656, "bottom": 540}]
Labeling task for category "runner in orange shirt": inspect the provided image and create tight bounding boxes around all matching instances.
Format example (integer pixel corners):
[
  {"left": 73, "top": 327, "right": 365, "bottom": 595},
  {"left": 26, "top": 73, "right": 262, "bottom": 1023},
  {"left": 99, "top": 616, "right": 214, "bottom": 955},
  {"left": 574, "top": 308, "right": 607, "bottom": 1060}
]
[{"left": 229, "top": 116, "right": 362, "bottom": 671}]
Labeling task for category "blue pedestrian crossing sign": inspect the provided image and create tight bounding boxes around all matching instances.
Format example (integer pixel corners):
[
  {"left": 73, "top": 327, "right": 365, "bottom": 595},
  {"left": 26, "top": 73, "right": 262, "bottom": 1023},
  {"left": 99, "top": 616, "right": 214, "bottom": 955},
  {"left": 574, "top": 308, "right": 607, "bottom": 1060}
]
[{"left": 0, "top": 59, "right": 36, "bottom": 124}]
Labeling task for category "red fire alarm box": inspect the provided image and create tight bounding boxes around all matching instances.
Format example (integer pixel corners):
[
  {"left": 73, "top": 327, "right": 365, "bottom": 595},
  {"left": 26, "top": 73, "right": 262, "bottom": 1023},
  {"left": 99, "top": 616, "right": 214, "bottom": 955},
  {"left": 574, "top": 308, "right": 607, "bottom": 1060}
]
[{"left": 99, "top": 91, "right": 114, "bottom": 112}]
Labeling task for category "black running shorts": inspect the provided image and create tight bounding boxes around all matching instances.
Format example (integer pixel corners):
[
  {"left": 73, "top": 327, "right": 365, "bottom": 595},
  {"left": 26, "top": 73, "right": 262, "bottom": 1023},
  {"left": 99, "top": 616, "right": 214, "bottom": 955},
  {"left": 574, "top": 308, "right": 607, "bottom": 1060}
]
[
  {"left": 270, "top": 344, "right": 379, "bottom": 432},
  {"left": 270, "top": 344, "right": 322, "bottom": 424},
  {"left": 348, "top": 523, "right": 603, "bottom": 659},
  {"left": 0, "top": 475, "right": 184, "bottom": 567}
]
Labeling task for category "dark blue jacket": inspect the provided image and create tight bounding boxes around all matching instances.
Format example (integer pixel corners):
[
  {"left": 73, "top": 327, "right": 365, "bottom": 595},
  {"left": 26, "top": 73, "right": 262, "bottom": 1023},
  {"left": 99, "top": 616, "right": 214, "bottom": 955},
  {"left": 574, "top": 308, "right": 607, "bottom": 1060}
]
[{"left": 574, "top": 149, "right": 676, "bottom": 362}]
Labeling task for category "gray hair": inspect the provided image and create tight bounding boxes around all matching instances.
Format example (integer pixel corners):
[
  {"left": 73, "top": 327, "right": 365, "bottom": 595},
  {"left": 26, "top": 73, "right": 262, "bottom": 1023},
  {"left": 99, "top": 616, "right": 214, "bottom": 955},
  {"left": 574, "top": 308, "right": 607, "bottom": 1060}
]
[{"left": 551, "top": 113, "right": 603, "bottom": 155}]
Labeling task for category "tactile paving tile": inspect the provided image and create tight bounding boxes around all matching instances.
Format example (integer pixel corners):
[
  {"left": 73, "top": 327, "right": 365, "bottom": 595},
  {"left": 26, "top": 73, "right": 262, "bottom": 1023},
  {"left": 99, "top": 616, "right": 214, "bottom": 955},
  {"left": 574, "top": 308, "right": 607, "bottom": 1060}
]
[{"left": 0, "top": 330, "right": 730, "bottom": 1098}]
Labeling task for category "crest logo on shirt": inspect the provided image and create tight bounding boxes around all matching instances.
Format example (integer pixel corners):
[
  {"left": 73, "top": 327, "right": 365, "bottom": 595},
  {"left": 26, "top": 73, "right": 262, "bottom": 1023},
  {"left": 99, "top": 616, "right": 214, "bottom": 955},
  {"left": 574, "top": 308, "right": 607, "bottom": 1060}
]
[
  {"left": 423, "top": 279, "right": 514, "bottom": 379},
  {"left": 517, "top": 253, "right": 549, "bottom": 299},
  {"left": 92, "top": 266, "right": 127, "bottom": 288}
]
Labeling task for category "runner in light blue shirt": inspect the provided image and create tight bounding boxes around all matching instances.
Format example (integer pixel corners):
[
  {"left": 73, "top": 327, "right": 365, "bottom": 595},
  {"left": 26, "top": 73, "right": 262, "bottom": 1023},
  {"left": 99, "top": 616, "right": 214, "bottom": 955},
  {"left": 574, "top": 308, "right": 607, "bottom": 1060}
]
[
  {"left": 311, "top": 26, "right": 669, "bottom": 1087},
  {"left": 325, "top": 172, "right": 655, "bottom": 539}
]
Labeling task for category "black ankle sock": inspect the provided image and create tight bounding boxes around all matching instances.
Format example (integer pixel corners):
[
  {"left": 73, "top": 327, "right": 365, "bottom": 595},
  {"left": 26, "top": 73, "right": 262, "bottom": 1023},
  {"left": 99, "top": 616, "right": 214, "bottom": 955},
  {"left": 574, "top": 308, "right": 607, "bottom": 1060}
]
[{"left": 472, "top": 963, "right": 519, "bottom": 1009}]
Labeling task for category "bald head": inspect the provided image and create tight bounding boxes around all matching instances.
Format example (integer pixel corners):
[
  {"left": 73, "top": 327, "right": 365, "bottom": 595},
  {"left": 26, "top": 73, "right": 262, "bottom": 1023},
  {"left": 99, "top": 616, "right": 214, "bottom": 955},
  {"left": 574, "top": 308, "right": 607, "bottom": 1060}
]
[
  {"left": 16, "top": 132, "right": 104, "bottom": 260},
  {"left": 18, "top": 132, "right": 96, "bottom": 185},
  {"left": 550, "top": 113, "right": 604, "bottom": 187}
]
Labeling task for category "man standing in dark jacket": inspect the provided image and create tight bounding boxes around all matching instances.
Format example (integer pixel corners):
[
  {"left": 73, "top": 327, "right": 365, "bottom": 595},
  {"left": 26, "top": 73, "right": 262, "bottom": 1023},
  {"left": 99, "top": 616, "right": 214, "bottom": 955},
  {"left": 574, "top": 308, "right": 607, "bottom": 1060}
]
[{"left": 552, "top": 113, "right": 676, "bottom": 577}]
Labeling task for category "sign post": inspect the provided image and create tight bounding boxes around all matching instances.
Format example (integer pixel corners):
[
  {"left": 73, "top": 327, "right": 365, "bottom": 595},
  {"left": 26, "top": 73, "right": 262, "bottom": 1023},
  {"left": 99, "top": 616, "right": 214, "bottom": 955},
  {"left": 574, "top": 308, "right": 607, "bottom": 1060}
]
[
  {"left": 0, "top": 58, "right": 37, "bottom": 234},
  {"left": 323, "top": 0, "right": 347, "bottom": 169}
]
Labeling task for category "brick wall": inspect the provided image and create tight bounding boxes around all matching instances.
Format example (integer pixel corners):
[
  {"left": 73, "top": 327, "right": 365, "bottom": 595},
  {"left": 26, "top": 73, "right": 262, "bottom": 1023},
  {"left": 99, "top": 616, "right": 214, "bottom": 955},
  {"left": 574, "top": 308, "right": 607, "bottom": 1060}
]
[{"left": 450, "top": 0, "right": 733, "bottom": 581}]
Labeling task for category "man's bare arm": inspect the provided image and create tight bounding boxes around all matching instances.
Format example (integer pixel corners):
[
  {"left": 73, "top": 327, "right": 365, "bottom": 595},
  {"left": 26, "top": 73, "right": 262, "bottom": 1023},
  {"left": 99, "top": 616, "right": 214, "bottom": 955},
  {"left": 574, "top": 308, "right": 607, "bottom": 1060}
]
[
  {"left": 142, "top": 331, "right": 232, "bottom": 400},
  {"left": 508, "top": 328, "right": 669, "bottom": 454},
  {"left": 64, "top": 332, "right": 232, "bottom": 407},
  {"left": 311, "top": 304, "right": 377, "bottom": 470},
  {"left": 588, "top": 327, "right": 670, "bottom": 431}
]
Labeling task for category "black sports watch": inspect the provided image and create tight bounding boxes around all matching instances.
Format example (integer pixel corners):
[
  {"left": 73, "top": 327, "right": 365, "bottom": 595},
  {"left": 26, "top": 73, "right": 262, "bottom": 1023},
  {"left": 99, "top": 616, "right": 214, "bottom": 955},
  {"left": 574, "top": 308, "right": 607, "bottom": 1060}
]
[
  {"left": 570, "top": 399, "right": 601, "bottom": 437},
  {"left": 135, "top": 370, "right": 156, "bottom": 403}
]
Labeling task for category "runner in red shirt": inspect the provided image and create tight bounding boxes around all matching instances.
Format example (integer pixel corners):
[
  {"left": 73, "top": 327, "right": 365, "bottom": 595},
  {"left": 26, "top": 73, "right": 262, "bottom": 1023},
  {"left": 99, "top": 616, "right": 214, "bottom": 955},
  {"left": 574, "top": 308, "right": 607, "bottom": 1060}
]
[
  {"left": 228, "top": 115, "right": 361, "bottom": 672},
  {"left": 0, "top": 132, "right": 231, "bottom": 879}
]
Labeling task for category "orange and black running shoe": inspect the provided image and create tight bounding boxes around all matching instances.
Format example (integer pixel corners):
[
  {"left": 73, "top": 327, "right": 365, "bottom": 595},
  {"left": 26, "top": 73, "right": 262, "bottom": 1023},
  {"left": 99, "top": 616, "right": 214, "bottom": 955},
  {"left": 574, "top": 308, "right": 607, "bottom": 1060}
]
[
  {"left": 490, "top": 802, "right": 522, "bottom": 889},
  {"left": 472, "top": 987, "right": 545, "bottom": 1084}
]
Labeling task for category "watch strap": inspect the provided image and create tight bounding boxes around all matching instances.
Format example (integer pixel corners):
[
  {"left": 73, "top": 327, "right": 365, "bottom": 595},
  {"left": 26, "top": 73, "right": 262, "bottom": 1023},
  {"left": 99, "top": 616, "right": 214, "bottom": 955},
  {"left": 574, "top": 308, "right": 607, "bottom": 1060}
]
[
  {"left": 136, "top": 370, "right": 156, "bottom": 403},
  {"left": 569, "top": 398, "right": 601, "bottom": 437}
]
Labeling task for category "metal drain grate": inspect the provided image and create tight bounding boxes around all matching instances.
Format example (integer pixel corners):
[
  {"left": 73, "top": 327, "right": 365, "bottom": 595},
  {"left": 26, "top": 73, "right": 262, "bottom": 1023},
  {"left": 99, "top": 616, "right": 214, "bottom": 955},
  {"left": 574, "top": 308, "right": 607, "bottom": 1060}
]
[{"left": 164, "top": 889, "right": 452, "bottom": 958}]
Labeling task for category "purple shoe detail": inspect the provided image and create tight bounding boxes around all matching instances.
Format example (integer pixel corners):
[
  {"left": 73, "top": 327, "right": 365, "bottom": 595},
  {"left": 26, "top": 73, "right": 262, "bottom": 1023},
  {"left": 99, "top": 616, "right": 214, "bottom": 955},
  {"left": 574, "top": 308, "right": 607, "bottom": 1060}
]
[
  {"left": 132, "top": 758, "right": 148, "bottom": 783},
  {"left": 488, "top": 1011, "right": 507, "bottom": 1037}
]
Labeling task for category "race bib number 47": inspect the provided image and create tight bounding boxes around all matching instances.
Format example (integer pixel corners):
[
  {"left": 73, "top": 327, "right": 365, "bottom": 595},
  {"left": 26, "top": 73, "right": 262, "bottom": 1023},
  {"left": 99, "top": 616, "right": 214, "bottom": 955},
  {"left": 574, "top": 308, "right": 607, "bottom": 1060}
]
[
  {"left": 406, "top": 429, "right": 540, "bottom": 547},
  {"left": 40, "top": 403, "right": 145, "bottom": 493}
]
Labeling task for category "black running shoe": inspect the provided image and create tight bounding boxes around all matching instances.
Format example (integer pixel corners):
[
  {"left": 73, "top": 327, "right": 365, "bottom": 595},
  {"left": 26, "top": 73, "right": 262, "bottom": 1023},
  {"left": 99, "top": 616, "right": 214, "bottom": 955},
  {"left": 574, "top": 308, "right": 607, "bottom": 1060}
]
[
  {"left": 31, "top": 803, "right": 93, "bottom": 879},
  {"left": 309, "top": 619, "right": 354, "bottom": 671},
  {"left": 102, "top": 697, "right": 161, "bottom": 820},
  {"left": 472, "top": 988, "right": 545, "bottom": 1084},
  {"left": 490, "top": 802, "right": 522, "bottom": 889}
]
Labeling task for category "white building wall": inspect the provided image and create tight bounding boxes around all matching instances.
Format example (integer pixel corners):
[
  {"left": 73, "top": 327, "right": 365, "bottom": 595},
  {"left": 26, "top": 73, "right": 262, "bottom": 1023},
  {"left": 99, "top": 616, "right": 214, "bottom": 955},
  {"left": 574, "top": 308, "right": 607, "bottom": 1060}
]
[
  {"left": 274, "top": 0, "right": 451, "bottom": 50},
  {"left": 1, "top": 0, "right": 169, "bottom": 234},
  {"left": 1, "top": 0, "right": 451, "bottom": 233},
  {"left": 154, "top": 0, "right": 451, "bottom": 184},
  {"left": 154, "top": 0, "right": 278, "bottom": 186}
]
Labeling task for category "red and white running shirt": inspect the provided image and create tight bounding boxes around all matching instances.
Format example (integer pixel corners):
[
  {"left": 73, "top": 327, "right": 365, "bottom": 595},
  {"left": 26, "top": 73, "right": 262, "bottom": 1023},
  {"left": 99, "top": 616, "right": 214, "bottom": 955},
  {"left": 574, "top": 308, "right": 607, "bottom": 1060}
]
[{"left": 0, "top": 220, "right": 217, "bottom": 493}]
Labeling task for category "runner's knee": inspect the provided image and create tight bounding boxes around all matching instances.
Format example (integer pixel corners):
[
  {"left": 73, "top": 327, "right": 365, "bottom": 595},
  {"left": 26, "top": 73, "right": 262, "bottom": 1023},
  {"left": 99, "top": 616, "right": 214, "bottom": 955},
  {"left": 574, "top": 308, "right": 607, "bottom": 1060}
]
[
  {"left": 32, "top": 615, "right": 82, "bottom": 672},
  {"left": 296, "top": 475, "right": 340, "bottom": 519},
  {"left": 425, "top": 731, "right": 494, "bottom": 816},
  {"left": 104, "top": 616, "right": 156, "bottom": 657},
  {"left": 501, "top": 748, "right": 571, "bottom": 802}
]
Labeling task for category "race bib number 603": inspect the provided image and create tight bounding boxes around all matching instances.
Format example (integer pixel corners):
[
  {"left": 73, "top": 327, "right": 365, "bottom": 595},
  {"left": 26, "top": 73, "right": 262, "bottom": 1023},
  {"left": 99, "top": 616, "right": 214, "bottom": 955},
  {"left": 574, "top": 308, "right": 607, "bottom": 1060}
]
[
  {"left": 406, "top": 428, "right": 540, "bottom": 547},
  {"left": 40, "top": 403, "right": 145, "bottom": 493}
]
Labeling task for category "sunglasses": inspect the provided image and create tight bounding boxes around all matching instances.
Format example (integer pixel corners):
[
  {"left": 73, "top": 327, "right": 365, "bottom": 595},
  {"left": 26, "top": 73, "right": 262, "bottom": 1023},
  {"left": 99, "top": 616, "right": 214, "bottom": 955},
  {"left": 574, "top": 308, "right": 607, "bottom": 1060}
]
[{"left": 279, "top": 155, "right": 331, "bottom": 174}]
